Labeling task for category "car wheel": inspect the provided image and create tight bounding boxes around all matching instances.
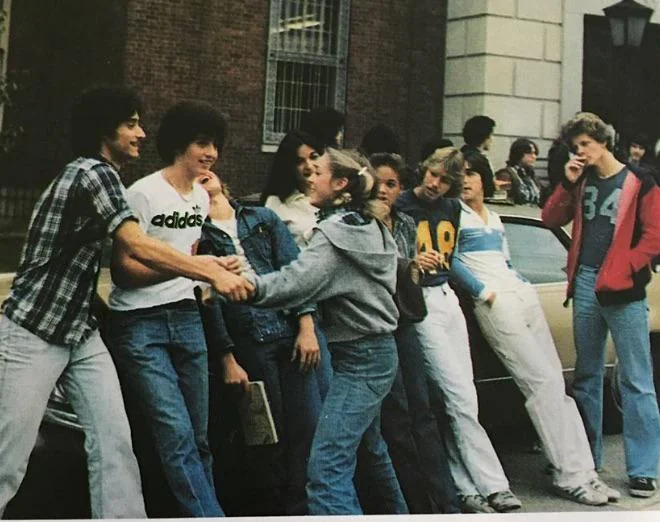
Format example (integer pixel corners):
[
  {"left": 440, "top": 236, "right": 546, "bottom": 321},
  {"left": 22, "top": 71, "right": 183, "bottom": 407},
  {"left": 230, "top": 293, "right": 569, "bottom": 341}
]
[{"left": 603, "top": 365, "right": 623, "bottom": 435}]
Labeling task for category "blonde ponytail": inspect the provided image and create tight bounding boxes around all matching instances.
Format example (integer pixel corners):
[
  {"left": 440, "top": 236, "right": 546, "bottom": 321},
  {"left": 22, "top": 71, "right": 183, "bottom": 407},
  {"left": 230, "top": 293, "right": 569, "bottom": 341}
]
[{"left": 326, "top": 148, "right": 388, "bottom": 220}]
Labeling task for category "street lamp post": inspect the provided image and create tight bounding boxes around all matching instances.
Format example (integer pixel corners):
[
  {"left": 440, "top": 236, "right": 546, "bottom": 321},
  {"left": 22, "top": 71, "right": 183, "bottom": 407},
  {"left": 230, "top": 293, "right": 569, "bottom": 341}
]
[
  {"left": 604, "top": 0, "right": 654, "bottom": 47},
  {"left": 602, "top": 0, "right": 654, "bottom": 150}
]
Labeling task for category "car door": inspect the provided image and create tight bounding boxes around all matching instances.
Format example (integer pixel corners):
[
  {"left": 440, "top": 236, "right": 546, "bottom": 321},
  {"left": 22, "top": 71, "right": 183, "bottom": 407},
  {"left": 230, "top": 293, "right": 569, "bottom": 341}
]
[{"left": 500, "top": 217, "right": 577, "bottom": 370}]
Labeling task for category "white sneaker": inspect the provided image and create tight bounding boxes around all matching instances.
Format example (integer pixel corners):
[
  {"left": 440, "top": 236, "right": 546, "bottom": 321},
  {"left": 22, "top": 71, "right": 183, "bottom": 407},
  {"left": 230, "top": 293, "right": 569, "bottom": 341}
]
[
  {"left": 589, "top": 478, "right": 621, "bottom": 502},
  {"left": 459, "top": 494, "right": 496, "bottom": 513},
  {"left": 554, "top": 482, "right": 608, "bottom": 506}
]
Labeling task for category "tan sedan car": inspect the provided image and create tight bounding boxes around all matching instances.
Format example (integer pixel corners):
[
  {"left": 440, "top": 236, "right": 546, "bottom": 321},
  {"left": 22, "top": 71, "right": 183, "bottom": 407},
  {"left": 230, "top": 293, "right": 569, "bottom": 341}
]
[
  {"left": 464, "top": 202, "right": 659, "bottom": 433},
  {"left": 1, "top": 203, "right": 657, "bottom": 449}
]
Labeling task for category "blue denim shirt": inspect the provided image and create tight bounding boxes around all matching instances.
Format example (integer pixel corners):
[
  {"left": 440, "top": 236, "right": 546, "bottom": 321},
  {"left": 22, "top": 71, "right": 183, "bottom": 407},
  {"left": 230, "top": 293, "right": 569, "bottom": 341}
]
[{"left": 198, "top": 201, "right": 315, "bottom": 344}]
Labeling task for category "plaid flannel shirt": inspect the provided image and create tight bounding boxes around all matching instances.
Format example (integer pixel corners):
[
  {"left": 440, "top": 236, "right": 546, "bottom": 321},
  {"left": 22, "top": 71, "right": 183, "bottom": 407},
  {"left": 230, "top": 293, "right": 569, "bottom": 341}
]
[{"left": 2, "top": 157, "right": 136, "bottom": 346}]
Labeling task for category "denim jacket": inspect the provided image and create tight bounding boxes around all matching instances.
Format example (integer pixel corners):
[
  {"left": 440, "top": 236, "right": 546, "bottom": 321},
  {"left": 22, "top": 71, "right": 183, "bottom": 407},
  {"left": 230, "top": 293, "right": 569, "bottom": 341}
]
[{"left": 198, "top": 201, "right": 315, "bottom": 345}]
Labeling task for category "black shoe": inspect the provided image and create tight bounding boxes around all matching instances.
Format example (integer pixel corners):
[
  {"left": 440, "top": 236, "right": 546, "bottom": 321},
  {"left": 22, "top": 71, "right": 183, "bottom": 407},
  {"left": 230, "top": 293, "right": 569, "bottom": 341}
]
[{"left": 629, "top": 477, "right": 657, "bottom": 498}]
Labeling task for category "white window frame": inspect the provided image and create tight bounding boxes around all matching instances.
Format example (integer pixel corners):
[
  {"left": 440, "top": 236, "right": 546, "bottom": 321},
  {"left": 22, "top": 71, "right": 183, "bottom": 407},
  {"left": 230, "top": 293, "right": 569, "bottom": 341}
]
[{"left": 262, "top": 0, "right": 350, "bottom": 146}]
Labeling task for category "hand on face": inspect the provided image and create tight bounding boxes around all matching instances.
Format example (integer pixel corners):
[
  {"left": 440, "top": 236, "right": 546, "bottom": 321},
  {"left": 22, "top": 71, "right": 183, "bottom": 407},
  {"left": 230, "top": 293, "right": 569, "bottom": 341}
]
[
  {"left": 197, "top": 171, "right": 223, "bottom": 196},
  {"left": 565, "top": 156, "right": 585, "bottom": 184}
]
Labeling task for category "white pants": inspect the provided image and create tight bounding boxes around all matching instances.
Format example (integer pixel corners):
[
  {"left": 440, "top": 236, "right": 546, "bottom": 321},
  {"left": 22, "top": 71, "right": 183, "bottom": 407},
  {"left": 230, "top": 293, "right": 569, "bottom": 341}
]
[
  {"left": 0, "top": 315, "right": 146, "bottom": 518},
  {"left": 474, "top": 281, "right": 597, "bottom": 488},
  {"left": 415, "top": 284, "right": 509, "bottom": 497}
]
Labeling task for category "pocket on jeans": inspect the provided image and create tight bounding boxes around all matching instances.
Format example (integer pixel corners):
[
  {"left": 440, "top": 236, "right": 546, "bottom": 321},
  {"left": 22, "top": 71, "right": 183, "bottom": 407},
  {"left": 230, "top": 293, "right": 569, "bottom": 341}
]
[{"left": 475, "top": 298, "right": 511, "bottom": 337}]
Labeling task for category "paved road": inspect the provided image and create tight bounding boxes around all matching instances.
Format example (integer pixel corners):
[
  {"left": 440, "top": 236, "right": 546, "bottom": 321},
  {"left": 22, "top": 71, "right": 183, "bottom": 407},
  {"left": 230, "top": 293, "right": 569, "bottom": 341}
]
[
  {"left": 497, "top": 433, "right": 660, "bottom": 514},
  {"left": 5, "top": 429, "right": 658, "bottom": 518}
]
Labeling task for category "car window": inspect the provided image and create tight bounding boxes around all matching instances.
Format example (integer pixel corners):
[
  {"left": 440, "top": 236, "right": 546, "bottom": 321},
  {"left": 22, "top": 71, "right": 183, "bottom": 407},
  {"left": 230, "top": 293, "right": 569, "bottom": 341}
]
[{"left": 503, "top": 221, "right": 567, "bottom": 284}]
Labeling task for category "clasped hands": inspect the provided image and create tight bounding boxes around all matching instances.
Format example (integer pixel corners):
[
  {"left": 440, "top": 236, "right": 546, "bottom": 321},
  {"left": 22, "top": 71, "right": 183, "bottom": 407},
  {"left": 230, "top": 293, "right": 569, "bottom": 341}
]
[
  {"left": 198, "top": 254, "right": 255, "bottom": 302},
  {"left": 416, "top": 248, "right": 442, "bottom": 273}
]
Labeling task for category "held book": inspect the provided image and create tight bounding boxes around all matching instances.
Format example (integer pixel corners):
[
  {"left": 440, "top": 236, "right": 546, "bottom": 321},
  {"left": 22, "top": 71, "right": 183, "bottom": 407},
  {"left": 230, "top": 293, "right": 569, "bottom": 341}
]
[{"left": 238, "top": 381, "right": 279, "bottom": 446}]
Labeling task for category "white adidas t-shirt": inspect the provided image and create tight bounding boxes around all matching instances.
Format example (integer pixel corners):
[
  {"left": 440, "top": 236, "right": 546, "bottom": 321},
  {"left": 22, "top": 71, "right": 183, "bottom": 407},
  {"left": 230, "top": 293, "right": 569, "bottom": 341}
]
[{"left": 109, "top": 170, "right": 209, "bottom": 311}]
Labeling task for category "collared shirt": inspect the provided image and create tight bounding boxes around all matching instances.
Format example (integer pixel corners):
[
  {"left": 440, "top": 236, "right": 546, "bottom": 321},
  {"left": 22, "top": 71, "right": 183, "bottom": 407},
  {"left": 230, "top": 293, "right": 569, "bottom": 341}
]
[
  {"left": 2, "top": 157, "right": 135, "bottom": 346},
  {"left": 264, "top": 191, "right": 318, "bottom": 247},
  {"left": 452, "top": 201, "right": 525, "bottom": 300},
  {"left": 391, "top": 209, "right": 416, "bottom": 259}
]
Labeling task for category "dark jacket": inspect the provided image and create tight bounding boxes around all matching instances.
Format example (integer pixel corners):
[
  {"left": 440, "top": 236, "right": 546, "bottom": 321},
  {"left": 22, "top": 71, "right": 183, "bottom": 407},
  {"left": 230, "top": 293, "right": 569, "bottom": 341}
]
[{"left": 542, "top": 166, "right": 660, "bottom": 305}]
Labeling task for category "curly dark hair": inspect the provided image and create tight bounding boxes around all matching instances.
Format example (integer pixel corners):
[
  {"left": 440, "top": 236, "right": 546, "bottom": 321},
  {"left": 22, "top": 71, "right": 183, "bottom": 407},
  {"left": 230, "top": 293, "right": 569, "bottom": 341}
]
[
  {"left": 156, "top": 101, "right": 228, "bottom": 164},
  {"left": 71, "top": 86, "right": 143, "bottom": 157}
]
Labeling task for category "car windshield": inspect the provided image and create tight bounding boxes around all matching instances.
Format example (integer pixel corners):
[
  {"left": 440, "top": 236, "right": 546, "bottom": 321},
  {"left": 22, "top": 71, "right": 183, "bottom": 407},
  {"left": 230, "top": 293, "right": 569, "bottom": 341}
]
[{"left": 503, "top": 221, "right": 567, "bottom": 284}]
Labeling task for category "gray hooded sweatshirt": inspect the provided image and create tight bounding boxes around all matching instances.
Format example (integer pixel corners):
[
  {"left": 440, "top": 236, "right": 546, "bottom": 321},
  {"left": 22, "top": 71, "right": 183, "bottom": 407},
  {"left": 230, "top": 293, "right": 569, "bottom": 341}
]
[{"left": 251, "top": 212, "right": 399, "bottom": 343}]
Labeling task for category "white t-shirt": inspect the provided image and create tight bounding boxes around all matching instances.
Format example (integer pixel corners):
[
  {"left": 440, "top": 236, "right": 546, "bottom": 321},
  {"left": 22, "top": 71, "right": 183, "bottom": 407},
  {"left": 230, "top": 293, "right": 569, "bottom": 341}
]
[
  {"left": 109, "top": 170, "right": 209, "bottom": 311},
  {"left": 211, "top": 214, "right": 256, "bottom": 279}
]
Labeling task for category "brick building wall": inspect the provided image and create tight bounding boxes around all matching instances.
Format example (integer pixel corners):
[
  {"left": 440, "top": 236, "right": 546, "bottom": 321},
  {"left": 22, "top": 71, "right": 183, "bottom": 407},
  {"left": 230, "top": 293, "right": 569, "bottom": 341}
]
[
  {"left": 1, "top": 0, "right": 447, "bottom": 197},
  {"left": 346, "top": 0, "right": 447, "bottom": 165},
  {"left": 121, "top": 0, "right": 270, "bottom": 195}
]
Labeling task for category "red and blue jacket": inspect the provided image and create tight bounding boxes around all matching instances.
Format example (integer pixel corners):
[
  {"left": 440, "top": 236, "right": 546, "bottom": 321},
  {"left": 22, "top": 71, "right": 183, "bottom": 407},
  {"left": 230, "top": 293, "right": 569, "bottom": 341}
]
[{"left": 542, "top": 166, "right": 660, "bottom": 306}]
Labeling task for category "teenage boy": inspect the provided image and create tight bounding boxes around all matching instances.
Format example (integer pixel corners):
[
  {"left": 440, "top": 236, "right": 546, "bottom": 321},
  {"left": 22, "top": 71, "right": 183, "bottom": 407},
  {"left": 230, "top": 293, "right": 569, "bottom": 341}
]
[
  {"left": 395, "top": 148, "right": 520, "bottom": 514},
  {"left": 453, "top": 151, "right": 619, "bottom": 506},
  {"left": 0, "top": 87, "right": 248, "bottom": 519},
  {"left": 542, "top": 112, "right": 660, "bottom": 499},
  {"left": 108, "top": 101, "right": 231, "bottom": 517},
  {"left": 368, "top": 152, "right": 460, "bottom": 514},
  {"left": 460, "top": 115, "right": 496, "bottom": 183}
]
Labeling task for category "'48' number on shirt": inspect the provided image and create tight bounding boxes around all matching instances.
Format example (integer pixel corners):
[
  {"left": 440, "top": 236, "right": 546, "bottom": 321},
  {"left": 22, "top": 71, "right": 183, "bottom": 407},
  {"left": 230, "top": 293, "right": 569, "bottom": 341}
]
[
  {"left": 583, "top": 186, "right": 621, "bottom": 225},
  {"left": 416, "top": 220, "right": 456, "bottom": 271}
]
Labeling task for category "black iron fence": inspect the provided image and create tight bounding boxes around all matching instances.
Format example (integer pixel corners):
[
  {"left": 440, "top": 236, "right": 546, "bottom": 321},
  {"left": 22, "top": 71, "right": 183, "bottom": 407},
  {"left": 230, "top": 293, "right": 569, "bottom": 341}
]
[{"left": 0, "top": 186, "right": 40, "bottom": 232}]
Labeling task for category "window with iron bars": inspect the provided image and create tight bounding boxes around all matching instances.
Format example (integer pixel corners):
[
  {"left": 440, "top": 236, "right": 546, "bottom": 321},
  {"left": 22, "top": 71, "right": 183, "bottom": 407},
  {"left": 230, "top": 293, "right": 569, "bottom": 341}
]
[{"left": 263, "top": 0, "right": 349, "bottom": 146}]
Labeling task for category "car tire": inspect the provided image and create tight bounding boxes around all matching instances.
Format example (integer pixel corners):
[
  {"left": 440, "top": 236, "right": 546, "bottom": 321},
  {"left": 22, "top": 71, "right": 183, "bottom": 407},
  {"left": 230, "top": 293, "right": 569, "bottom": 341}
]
[{"left": 603, "top": 367, "right": 623, "bottom": 435}]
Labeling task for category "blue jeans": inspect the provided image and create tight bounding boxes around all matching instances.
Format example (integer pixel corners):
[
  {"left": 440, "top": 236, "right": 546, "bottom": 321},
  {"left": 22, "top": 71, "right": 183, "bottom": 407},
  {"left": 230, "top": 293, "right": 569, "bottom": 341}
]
[
  {"left": 573, "top": 265, "right": 660, "bottom": 478},
  {"left": 231, "top": 325, "right": 331, "bottom": 515},
  {"left": 109, "top": 300, "right": 223, "bottom": 517},
  {"left": 307, "top": 333, "right": 408, "bottom": 515},
  {"left": 385, "top": 324, "right": 460, "bottom": 513}
]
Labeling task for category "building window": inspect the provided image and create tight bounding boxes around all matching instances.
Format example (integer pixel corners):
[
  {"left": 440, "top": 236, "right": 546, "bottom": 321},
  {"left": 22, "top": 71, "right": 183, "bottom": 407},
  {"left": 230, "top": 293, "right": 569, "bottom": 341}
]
[{"left": 263, "top": 0, "right": 350, "bottom": 145}]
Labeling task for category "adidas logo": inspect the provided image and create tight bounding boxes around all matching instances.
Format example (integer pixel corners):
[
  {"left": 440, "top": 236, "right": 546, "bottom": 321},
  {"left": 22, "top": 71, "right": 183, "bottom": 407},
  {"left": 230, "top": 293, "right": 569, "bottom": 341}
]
[{"left": 151, "top": 211, "right": 204, "bottom": 229}]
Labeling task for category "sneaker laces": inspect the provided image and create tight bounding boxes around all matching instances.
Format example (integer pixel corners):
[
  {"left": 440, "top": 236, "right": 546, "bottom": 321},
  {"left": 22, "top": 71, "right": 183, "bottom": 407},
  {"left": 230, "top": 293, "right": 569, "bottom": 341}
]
[
  {"left": 589, "top": 478, "right": 620, "bottom": 500},
  {"left": 557, "top": 483, "right": 607, "bottom": 505}
]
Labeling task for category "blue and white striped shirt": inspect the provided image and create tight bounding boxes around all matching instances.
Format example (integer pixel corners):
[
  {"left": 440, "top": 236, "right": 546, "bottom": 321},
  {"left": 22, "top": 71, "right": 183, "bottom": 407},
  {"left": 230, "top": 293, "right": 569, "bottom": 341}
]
[{"left": 452, "top": 202, "right": 525, "bottom": 300}]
